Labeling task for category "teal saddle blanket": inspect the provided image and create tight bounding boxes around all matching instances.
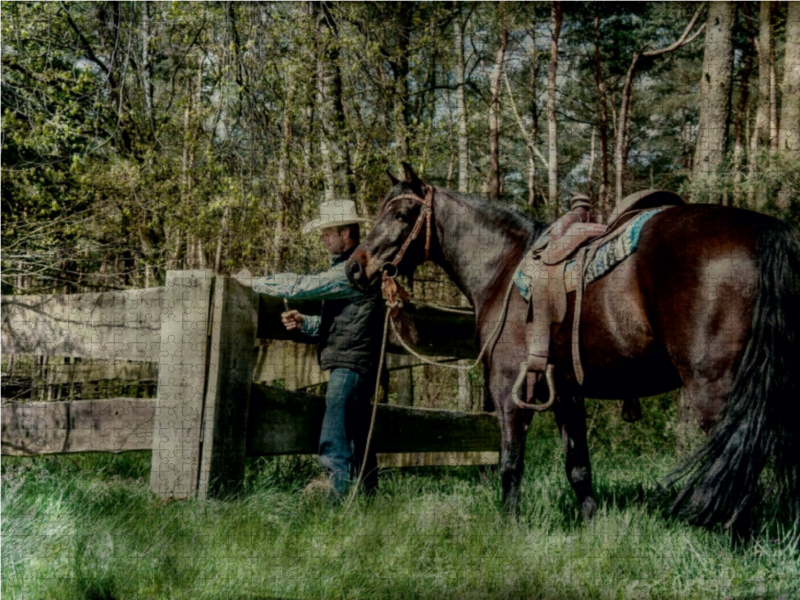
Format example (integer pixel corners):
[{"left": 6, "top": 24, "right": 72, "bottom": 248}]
[{"left": 515, "top": 207, "right": 666, "bottom": 302}]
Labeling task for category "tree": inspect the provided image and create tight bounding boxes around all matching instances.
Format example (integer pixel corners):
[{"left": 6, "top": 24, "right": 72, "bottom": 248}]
[
  {"left": 614, "top": 5, "right": 705, "bottom": 204},
  {"left": 487, "top": 2, "right": 508, "bottom": 201},
  {"left": 777, "top": 1, "right": 800, "bottom": 211},
  {"left": 692, "top": 1, "right": 735, "bottom": 202},
  {"left": 547, "top": 1, "right": 562, "bottom": 209}
]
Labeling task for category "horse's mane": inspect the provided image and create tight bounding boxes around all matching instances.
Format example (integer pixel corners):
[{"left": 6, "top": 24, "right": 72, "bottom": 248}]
[{"left": 435, "top": 187, "right": 548, "bottom": 247}]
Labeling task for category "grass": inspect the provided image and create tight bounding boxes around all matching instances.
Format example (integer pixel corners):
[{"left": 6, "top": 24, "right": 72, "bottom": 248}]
[{"left": 2, "top": 399, "right": 799, "bottom": 600}]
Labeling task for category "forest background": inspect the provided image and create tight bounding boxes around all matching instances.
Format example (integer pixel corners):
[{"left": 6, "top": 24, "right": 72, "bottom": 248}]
[{"left": 3, "top": 1, "right": 799, "bottom": 299}]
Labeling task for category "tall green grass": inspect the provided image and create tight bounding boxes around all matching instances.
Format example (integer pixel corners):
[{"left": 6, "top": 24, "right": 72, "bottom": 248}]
[{"left": 3, "top": 398, "right": 798, "bottom": 600}]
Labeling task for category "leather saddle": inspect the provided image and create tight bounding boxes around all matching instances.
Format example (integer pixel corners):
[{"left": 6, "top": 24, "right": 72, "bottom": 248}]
[{"left": 513, "top": 190, "right": 685, "bottom": 409}]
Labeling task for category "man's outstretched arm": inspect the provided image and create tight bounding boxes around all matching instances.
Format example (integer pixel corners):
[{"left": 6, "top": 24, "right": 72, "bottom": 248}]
[{"left": 251, "top": 262, "right": 362, "bottom": 301}]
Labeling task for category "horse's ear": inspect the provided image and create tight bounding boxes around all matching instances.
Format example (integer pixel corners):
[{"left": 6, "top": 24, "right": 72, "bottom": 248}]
[
  {"left": 386, "top": 170, "right": 400, "bottom": 186},
  {"left": 402, "top": 161, "right": 429, "bottom": 196},
  {"left": 402, "top": 161, "right": 420, "bottom": 184}
]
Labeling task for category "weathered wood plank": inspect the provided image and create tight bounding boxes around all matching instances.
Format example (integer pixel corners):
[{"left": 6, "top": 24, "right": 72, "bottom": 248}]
[
  {"left": 198, "top": 276, "right": 258, "bottom": 499},
  {"left": 2, "top": 388, "right": 500, "bottom": 463},
  {"left": 1, "top": 288, "right": 164, "bottom": 361},
  {"left": 1, "top": 398, "right": 155, "bottom": 455},
  {"left": 246, "top": 385, "right": 500, "bottom": 456},
  {"left": 149, "top": 271, "right": 213, "bottom": 499},
  {"left": 250, "top": 342, "right": 458, "bottom": 391},
  {"left": 256, "top": 294, "right": 478, "bottom": 359}
]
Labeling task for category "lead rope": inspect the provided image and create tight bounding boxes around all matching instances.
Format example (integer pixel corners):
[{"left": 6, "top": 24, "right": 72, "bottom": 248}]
[{"left": 344, "top": 305, "right": 392, "bottom": 512}]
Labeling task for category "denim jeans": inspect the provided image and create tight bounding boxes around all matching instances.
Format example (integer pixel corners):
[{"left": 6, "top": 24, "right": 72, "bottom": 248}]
[{"left": 318, "top": 368, "right": 379, "bottom": 497}]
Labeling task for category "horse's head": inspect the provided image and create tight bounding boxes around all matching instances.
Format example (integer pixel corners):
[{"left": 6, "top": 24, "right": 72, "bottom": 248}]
[{"left": 347, "top": 162, "right": 434, "bottom": 291}]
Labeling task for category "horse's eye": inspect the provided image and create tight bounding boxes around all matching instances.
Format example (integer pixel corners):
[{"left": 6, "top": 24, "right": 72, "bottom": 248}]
[{"left": 394, "top": 212, "right": 408, "bottom": 222}]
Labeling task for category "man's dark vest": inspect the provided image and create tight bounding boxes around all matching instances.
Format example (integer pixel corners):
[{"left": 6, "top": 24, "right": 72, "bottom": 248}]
[{"left": 317, "top": 246, "right": 384, "bottom": 377}]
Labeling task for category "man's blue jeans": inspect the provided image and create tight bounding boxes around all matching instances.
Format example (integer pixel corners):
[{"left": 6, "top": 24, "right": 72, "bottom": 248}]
[{"left": 318, "top": 368, "right": 379, "bottom": 497}]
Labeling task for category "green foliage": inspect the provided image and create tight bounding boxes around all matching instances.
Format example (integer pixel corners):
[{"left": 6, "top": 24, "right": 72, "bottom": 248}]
[{"left": 4, "top": 2, "right": 796, "bottom": 295}]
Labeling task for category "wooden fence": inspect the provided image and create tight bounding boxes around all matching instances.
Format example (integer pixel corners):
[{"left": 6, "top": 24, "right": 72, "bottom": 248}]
[{"left": 1, "top": 270, "right": 497, "bottom": 500}]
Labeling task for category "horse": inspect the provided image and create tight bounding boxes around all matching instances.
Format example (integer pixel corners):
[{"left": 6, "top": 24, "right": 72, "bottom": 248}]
[{"left": 346, "top": 163, "right": 800, "bottom": 531}]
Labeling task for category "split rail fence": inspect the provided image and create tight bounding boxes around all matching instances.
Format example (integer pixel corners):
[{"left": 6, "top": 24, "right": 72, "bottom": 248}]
[{"left": 1, "top": 271, "right": 499, "bottom": 500}]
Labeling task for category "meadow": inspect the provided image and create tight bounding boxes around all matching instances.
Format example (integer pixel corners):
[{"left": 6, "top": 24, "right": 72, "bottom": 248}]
[{"left": 2, "top": 395, "right": 798, "bottom": 600}]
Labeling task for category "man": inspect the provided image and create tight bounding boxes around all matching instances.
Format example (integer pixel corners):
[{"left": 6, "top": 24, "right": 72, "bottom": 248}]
[{"left": 250, "top": 200, "right": 383, "bottom": 500}]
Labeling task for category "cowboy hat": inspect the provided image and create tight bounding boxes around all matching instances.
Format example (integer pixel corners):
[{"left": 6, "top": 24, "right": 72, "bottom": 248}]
[{"left": 301, "top": 199, "right": 371, "bottom": 234}]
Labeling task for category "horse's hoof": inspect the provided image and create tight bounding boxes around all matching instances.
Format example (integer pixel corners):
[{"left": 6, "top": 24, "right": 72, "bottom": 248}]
[{"left": 581, "top": 497, "right": 597, "bottom": 522}]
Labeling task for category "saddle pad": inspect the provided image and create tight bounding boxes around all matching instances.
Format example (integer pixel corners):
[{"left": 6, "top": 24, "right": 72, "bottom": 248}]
[{"left": 515, "top": 207, "right": 667, "bottom": 301}]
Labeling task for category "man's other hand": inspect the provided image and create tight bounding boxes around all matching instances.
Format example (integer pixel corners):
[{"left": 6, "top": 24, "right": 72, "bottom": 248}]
[{"left": 281, "top": 310, "right": 304, "bottom": 331}]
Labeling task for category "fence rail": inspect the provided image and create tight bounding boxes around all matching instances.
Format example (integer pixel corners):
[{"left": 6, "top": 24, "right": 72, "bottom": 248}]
[
  {"left": 2, "top": 386, "right": 499, "bottom": 463},
  {"left": 1, "top": 270, "right": 492, "bottom": 499}
]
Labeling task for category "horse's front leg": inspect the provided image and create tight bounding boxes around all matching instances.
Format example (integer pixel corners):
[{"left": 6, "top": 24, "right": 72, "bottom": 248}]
[
  {"left": 490, "top": 367, "right": 535, "bottom": 517},
  {"left": 552, "top": 396, "right": 596, "bottom": 521}
]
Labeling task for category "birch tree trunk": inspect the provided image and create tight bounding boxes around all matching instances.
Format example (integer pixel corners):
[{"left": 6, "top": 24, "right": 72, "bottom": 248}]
[
  {"left": 732, "top": 6, "right": 755, "bottom": 205},
  {"left": 488, "top": 2, "right": 508, "bottom": 201},
  {"left": 528, "top": 37, "right": 539, "bottom": 208},
  {"left": 769, "top": 0, "right": 778, "bottom": 152},
  {"left": 547, "top": 1, "right": 562, "bottom": 212},
  {"left": 777, "top": 1, "right": 800, "bottom": 210},
  {"left": 454, "top": 7, "right": 469, "bottom": 196},
  {"left": 693, "top": 1, "right": 735, "bottom": 202},
  {"left": 778, "top": 1, "right": 800, "bottom": 153},
  {"left": 593, "top": 12, "right": 610, "bottom": 218},
  {"left": 455, "top": 3, "right": 475, "bottom": 410}
]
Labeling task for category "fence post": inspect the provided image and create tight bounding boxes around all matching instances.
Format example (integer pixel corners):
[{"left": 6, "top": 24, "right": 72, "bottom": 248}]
[
  {"left": 150, "top": 270, "right": 214, "bottom": 498},
  {"left": 197, "top": 276, "right": 258, "bottom": 499}
]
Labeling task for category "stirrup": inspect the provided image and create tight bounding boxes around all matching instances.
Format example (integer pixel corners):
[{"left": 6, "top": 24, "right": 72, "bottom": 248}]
[{"left": 511, "top": 362, "right": 556, "bottom": 411}]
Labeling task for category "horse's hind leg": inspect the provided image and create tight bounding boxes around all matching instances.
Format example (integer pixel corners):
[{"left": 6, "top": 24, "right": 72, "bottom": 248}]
[{"left": 552, "top": 396, "right": 596, "bottom": 521}]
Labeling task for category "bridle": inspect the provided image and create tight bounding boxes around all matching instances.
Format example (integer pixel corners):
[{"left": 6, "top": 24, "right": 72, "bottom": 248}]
[{"left": 380, "top": 186, "right": 434, "bottom": 273}]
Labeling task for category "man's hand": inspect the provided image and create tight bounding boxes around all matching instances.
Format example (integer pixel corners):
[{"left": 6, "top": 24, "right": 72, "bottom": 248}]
[{"left": 281, "top": 310, "right": 304, "bottom": 331}]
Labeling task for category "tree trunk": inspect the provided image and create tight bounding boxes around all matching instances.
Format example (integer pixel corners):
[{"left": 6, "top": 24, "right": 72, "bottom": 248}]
[
  {"left": 692, "top": 1, "right": 735, "bottom": 202},
  {"left": 778, "top": 1, "right": 800, "bottom": 152},
  {"left": 750, "top": 1, "right": 774, "bottom": 209},
  {"left": 777, "top": 1, "right": 800, "bottom": 210},
  {"left": 488, "top": 2, "right": 508, "bottom": 201},
  {"left": 454, "top": 5, "right": 474, "bottom": 408},
  {"left": 314, "top": 2, "right": 353, "bottom": 199},
  {"left": 593, "top": 12, "right": 610, "bottom": 217},
  {"left": 454, "top": 5, "right": 469, "bottom": 195},
  {"left": 547, "top": 1, "right": 562, "bottom": 211},
  {"left": 753, "top": 1, "right": 773, "bottom": 151},
  {"left": 769, "top": 0, "right": 778, "bottom": 152},
  {"left": 733, "top": 6, "right": 755, "bottom": 205},
  {"left": 587, "top": 125, "right": 596, "bottom": 196},
  {"left": 392, "top": 4, "right": 413, "bottom": 166},
  {"left": 528, "top": 36, "right": 539, "bottom": 208}
]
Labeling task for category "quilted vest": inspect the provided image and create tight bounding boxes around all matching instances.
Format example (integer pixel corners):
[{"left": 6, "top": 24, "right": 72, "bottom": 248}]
[{"left": 317, "top": 246, "right": 384, "bottom": 377}]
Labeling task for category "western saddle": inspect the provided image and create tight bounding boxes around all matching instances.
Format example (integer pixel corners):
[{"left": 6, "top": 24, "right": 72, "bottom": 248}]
[{"left": 513, "top": 189, "right": 685, "bottom": 413}]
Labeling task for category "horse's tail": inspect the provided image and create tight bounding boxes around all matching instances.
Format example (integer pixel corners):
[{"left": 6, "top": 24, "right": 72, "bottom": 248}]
[{"left": 667, "top": 218, "right": 800, "bottom": 529}]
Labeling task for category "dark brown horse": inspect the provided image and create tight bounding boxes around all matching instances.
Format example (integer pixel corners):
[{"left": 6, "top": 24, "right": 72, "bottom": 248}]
[{"left": 347, "top": 164, "right": 800, "bottom": 530}]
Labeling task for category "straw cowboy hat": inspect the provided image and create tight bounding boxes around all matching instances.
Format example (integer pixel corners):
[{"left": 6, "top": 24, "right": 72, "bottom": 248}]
[{"left": 301, "top": 199, "right": 371, "bottom": 234}]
